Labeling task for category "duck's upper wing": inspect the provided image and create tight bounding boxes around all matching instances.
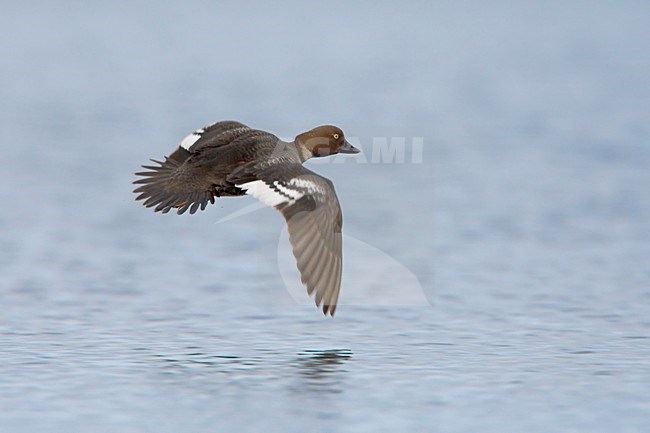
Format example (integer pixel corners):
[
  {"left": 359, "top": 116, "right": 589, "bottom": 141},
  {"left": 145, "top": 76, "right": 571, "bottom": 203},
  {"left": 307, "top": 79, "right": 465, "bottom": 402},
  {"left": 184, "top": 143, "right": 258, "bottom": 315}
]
[
  {"left": 232, "top": 164, "right": 344, "bottom": 316},
  {"left": 133, "top": 121, "right": 280, "bottom": 215},
  {"left": 164, "top": 120, "right": 253, "bottom": 163}
]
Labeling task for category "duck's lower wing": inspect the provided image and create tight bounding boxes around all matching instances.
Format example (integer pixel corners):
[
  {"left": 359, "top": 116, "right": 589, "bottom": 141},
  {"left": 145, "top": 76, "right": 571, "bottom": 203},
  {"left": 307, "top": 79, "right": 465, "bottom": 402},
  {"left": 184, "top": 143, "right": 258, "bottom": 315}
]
[{"left": 234, "top": 165, "right": 344, "bottom": 316}]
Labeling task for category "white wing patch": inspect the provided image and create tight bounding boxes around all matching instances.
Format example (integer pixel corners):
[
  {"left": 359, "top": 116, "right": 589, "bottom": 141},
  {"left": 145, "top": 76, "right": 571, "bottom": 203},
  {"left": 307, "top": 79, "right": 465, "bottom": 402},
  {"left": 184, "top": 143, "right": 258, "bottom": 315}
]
[
  {"left": 179, "top": 122, "right": 225, "bottom": 150},
  {"left": 179, "top": 131, "right": 202, "bottom": 150},
  {"left": 237, "top": 180, "right": 305, "bottom": 207},
  {"left": 289, "top": 178, "right": 326, "bottom": 195},
  {"left": 274, "top": 182, "right": 303, "bottom": 201}
]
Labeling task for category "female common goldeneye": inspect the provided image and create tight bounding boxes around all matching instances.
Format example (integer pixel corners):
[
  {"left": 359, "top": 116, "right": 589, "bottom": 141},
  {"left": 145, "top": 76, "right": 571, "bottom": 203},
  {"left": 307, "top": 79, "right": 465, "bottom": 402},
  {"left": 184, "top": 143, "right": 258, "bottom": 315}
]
[{"left": 133, "top": 121, "right": 360, "bottom": 316}]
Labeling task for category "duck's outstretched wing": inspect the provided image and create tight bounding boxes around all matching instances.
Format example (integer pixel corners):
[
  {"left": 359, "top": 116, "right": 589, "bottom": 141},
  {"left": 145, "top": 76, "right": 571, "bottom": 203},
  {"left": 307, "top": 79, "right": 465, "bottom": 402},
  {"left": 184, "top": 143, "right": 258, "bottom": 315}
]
[{"left": 233, "top": 165, "right": 343, "bottom": 316}]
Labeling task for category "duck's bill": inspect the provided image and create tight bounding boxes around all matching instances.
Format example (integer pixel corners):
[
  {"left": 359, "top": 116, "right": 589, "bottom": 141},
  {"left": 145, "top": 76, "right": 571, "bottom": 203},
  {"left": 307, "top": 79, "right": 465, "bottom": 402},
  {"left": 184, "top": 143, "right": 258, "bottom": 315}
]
[{"left": 340, "top": 140, "right": 361, "bottom": 154}]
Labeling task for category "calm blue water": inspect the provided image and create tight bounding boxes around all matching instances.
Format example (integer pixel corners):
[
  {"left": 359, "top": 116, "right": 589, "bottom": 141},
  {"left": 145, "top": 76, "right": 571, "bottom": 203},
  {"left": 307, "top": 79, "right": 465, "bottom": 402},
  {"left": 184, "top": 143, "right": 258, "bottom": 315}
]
[{"left": 1, "top": 2, "right": 649, "bottom": 432}]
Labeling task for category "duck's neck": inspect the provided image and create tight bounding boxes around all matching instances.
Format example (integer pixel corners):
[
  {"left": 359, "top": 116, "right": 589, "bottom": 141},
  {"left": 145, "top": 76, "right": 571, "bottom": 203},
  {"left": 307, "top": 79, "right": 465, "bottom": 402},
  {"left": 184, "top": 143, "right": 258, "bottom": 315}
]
[{"left": 293, "top": 137, "right": 314, "bottom": 163}]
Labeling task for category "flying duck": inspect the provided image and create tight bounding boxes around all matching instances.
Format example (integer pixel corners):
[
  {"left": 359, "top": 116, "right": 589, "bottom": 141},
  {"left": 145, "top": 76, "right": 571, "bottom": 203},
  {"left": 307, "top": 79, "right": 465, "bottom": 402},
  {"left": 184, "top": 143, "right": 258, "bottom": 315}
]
[{"left": 133, "top": 121, "right": 360, "bottom": 316}]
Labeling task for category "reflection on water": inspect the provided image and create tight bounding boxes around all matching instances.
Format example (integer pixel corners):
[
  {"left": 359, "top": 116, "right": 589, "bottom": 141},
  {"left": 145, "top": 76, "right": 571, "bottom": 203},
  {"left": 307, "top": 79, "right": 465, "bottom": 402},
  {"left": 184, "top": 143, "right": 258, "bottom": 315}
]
[
  {"left": 146, "top": 347, "right": 353, "bottom": 394},
  {"left": 152, "top": 350, "right": 265, "bottom": 373},
  {"left": 293, "top": 349, "right": 352, "bottom": 393}
]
